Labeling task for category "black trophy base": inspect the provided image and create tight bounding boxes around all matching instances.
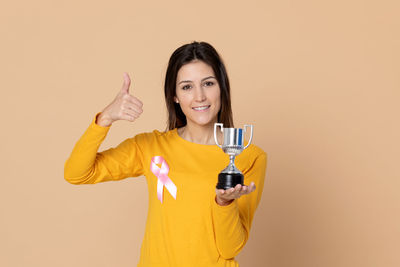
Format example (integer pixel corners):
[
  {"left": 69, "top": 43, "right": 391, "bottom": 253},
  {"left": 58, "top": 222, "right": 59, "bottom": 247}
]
[{"left": 216, "top": 172, "right": 244, "bottom": 190}]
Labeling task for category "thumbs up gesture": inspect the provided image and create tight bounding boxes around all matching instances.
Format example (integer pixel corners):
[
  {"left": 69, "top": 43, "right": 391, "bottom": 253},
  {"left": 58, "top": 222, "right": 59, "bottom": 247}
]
[{"left": 96, "top": 72, "right": 144, "bottom": 127}]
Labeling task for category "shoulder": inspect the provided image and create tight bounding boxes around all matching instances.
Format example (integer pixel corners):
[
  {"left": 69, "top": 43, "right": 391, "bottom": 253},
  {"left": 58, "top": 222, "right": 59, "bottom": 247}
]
[
  {"left": 130, "top": 129, "right": 175, "bottom": 144},
  {"left": 240, "top": 143, "right": 267, "bottom": 167},
  {"left": 245, "top": 143, "right": 267, "bottom": 159},
  {"left": 237, "top": 143, "right": 267, "bottom": 177}
]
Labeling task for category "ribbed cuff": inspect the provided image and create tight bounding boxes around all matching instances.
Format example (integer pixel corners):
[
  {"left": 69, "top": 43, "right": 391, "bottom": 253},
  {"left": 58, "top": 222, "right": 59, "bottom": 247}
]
[
  {"left": 89, "top": 112, "right": 111, "bottom": 133},
  {"left": 212, "top": 196, "right": 238, "bottom": 212}
]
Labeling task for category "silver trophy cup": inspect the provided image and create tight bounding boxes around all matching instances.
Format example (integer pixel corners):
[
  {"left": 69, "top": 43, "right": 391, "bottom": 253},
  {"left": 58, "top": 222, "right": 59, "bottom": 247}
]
[{"left": 214, "top": 123, "right": 253, "bottom": 189}]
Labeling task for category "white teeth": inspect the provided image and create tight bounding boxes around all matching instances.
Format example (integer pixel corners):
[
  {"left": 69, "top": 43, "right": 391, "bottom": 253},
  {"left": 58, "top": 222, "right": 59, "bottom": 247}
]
[{"left": 193, "top": 106, "right": 210, "bottom": 111}]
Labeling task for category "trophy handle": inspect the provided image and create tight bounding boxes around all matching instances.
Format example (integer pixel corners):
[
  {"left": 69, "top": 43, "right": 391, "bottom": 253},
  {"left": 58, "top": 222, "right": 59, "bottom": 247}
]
[
  {"left": 214, "top": 123, "right": 223, "bottom": 148},
  {"left": 243, "top": 124, "right": 253, "bottom": 149}
]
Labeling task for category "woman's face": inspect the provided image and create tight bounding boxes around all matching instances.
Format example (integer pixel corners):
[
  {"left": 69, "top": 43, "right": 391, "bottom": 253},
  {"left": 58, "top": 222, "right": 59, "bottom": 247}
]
[{"left": 174, "top": 60, "right": 221, "bottom": 128}]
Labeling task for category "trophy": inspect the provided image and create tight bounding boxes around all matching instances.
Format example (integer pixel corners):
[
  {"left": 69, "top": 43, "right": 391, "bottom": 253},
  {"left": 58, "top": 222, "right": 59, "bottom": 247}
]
[{"left": 214, "top": 123, "right": 253, "bottom": 189}]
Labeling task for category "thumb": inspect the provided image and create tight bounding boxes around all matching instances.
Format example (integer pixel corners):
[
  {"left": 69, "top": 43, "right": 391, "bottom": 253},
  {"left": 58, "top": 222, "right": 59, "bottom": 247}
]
[{"left": 120, "top": 72, "right": 131, "bottom": 94}]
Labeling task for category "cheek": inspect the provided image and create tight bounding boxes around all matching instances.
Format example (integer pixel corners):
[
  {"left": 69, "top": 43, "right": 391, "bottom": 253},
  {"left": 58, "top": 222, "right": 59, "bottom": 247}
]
[
  {"left": 178, "top": 94, "right": 192, "bottom": 108},
  {"left": 213, "top": 89, "right": 221, "bottom": 107}
]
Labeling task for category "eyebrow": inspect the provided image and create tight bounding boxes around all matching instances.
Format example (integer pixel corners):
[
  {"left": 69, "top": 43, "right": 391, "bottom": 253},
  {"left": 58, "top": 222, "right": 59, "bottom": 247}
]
[{"left": 177, "top": 76, "right": 216, "bottom": 85}]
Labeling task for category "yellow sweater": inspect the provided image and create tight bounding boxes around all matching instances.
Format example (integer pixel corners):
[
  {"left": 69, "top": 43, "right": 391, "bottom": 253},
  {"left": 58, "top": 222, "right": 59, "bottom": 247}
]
[{"left": 64, "top": 113, "right": 267, "bottom": 267}]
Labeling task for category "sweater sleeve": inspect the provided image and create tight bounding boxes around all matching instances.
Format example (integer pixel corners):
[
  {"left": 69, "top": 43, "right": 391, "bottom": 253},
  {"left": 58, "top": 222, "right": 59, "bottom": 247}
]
[
  {"left": 64, "top": 112, "right": 144, "bottom": 185},
  {"left": 211, "top": 151, "right": 267, "bottom": 259}
]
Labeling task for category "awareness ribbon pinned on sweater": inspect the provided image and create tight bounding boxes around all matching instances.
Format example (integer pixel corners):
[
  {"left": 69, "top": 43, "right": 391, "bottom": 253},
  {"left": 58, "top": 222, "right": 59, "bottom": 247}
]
[{"left": 150, "top": 156, "right": 177, "bottom": 203}]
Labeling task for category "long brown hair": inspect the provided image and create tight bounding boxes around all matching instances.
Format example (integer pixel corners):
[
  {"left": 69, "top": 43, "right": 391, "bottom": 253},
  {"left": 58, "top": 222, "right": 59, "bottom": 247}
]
[{"left": 164, "top": 41, "right": 234, "bottom": 131}]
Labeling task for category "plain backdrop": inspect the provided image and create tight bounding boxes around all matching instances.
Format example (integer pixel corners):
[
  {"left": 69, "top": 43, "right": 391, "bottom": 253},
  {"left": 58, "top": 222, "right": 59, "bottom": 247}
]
[{"left": 1, "top": 0, "right": 399, "bottom": 266}]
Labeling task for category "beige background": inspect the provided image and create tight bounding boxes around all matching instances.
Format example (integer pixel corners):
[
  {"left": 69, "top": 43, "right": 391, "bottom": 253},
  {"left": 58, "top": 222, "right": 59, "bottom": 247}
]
[{"left": 1, "top": 0, "right": 399, "bottom": 266}]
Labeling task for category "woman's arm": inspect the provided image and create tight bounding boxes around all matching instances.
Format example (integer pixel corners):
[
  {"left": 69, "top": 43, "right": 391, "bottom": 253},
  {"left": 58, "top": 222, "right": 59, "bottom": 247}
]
[
  {"left": 211, "top": 152, "right": 267, "bottom": 259},
  {"left": 64, "top": 72, "right": 144, "bottom": 184},
  {"left": 64, "top": 112, "right": 144, "bottom": 184}
]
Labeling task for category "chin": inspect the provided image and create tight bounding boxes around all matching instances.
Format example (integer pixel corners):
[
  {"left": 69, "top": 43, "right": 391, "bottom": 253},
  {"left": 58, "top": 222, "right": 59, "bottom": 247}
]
[{"left": 183, "top": 107, "right": 219, "bottom": 127}]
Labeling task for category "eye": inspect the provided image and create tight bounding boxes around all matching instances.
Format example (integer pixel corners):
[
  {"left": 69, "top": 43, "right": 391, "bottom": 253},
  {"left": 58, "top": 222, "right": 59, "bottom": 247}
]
[
  {"left": 204, "top": 81, "right": 214, "bottom": 87},
  {"left": 182, "top": 84, "right": 191, "bottom": 90}
]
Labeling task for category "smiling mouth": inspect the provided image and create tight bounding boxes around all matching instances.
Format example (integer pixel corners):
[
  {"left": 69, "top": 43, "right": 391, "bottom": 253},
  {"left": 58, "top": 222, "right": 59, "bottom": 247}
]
[{"left": 192, "top": 105, "right": 210, "bottom": 111}]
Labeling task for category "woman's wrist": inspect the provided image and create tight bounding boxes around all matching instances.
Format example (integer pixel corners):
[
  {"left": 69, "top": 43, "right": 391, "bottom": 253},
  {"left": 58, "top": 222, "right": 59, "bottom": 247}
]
[
  {"left": 215, "top": 195, "right": 234, "bottom": 206},
  {"left": 96, "top": 112, "right": 113, "bottom": 127}
]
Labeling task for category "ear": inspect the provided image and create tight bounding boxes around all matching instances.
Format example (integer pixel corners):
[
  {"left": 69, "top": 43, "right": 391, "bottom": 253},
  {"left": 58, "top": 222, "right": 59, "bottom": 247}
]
[{"left": 174, "top": 96, "right": 179, "bottom": 103}]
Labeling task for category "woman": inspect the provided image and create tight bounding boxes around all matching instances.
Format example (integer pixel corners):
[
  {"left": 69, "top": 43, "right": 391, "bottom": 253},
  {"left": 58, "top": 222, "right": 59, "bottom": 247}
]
[{"left": 64, "top": 41, "right": 267, "bottom": 267}]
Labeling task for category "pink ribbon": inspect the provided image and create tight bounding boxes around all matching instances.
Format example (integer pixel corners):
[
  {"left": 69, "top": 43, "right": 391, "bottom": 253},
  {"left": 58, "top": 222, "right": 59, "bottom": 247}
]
[{"left": 150, "top": 156, "right": 177, "bottom": 203}]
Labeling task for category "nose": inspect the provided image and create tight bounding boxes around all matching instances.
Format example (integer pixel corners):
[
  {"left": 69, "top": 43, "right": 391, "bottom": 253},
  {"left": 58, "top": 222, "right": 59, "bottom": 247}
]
[{"left": 194, "top": 86, "right": 206, "bottom": 102}]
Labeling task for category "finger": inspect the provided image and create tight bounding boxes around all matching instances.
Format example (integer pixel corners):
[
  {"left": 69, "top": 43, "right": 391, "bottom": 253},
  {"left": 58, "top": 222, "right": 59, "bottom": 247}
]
[
  {"left": 237, "top": 184, "right": 247, "bottom": 197},
  {"left": 120, "top": 112, "right": 136, "bottom": 122},
  {"left": 121, "top": 96, "right": 143, "bottom": 112},
  {"left": 123, "top": 95, "right": 144, "bottom": 110},
  {"left": 240, "top": 185, "right": 249, "bottom": 195},
  {"left": 124, "top": 110, "right": 140, "bottom": 119},
  {"left": 123, "top": 109, "right": 141, "bottom": 120},
  {"left": 234, "top": 184, "right": 242, "bottom": 194},
  {"left": 216, "top": 188, "right": 225, "bottom": 195},
  {"left": 131, "top": 97, "right": 143, "bottom": 108},
  {"left": 249, "top": 182, "right": 256, "bottom": 192},
  {"left": 132, "top": 97, "right": 143, "bottom": 107},
  {"left": 226, "top": 185, "right": 241, "bottom": 198},
  {"left": 124, "top": 103, "right": 143, "bottom": 115},
  {"left": 120, "top": 72, "right": 131, "bottom": 94}
]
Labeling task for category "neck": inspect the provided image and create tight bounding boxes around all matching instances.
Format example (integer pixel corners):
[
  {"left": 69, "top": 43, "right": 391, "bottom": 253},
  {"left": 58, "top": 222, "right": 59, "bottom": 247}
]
[{"left": 178, "top": 121, "right": 222, "bottom": 145}]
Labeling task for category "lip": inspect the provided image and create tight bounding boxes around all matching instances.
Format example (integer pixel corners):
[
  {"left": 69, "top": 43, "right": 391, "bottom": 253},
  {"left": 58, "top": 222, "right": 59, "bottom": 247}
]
[{"left": 192, "top": 105, "right": 211, "bottom": 111}]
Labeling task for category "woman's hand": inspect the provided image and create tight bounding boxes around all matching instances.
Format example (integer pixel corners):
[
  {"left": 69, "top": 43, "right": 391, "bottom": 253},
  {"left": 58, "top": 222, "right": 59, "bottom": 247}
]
[
  {"left": 215, "top": 182, "right": 256, "bottom": 206},
  {"left": 96, "top": 72, "right": 144, "bottom": 127}
]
